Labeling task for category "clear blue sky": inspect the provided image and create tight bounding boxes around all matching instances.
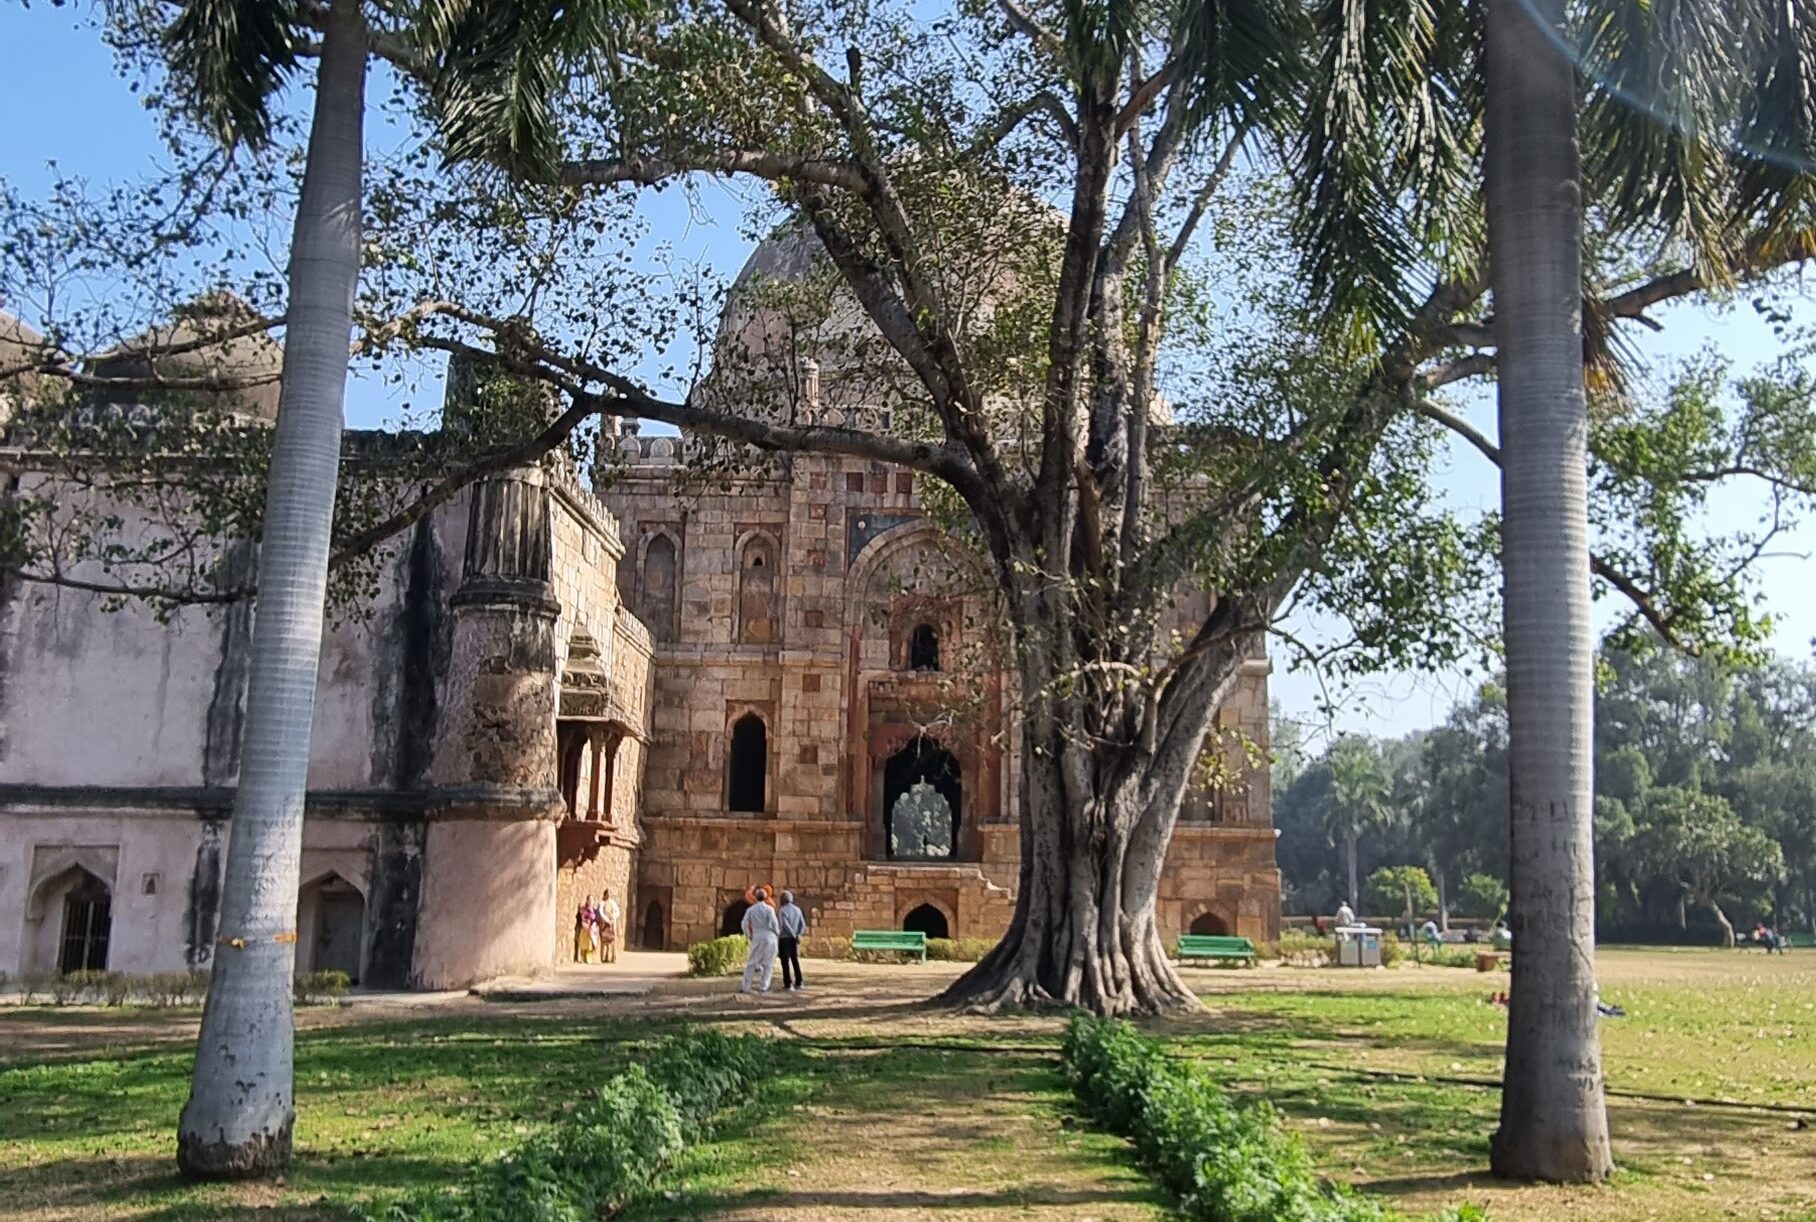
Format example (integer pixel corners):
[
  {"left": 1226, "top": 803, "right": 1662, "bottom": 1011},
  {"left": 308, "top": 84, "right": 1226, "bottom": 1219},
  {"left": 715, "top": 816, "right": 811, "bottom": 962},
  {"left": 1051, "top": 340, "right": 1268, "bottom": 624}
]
[{"left": 3, "top": 7, "right": 1809, "bottom": 742}]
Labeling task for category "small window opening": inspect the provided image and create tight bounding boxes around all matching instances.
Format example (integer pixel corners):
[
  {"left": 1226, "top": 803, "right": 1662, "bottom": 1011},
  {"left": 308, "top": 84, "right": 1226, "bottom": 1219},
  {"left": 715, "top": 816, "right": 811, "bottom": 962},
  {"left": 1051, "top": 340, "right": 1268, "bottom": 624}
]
[{"left": 909, "top": 622, "right": 940, "bottom": 671}]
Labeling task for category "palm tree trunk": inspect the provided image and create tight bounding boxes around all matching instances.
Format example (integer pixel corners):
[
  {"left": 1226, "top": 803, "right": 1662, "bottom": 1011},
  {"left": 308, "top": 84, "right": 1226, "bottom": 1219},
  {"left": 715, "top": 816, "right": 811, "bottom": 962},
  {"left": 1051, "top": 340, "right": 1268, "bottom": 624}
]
[
  {"left": 1485, "top": 0, "right": 1613, "bottom": 1183},
  {"left": 1434, "top": 865, "right": 1450, "bottom": 932},
  {"left": 1346, "top": 833, "right": 1360, "bottom": 911},
  {"left": 177, "top": 0, "right": 366, "bottom": 1179}
]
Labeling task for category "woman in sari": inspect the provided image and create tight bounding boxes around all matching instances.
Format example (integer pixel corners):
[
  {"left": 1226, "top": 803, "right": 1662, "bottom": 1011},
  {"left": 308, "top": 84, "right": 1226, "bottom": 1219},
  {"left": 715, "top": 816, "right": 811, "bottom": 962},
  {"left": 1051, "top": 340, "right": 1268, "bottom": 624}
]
[{"left": 574, "top": 895, "right": 599, "bottom": 963}]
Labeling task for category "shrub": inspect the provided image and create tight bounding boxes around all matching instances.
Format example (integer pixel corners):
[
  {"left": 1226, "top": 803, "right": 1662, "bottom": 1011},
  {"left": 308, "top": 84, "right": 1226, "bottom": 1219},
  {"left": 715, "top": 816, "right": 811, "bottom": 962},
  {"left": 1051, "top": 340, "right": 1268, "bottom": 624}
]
[
  {"left": 799, "top": 935, "right": 851, "bottom": 960},
  {"left": 295, "top": 970, "right": 351, "bottom": 1006},
  {"left": 1062, "top": 1014, "right": 1483, "bottom": 1222},
  {"left": 1379, "top": 933, "right": 1406, "bottom": 967},
  {"left": 1408, "top": 944, "right": 1480, "bottom": 970},
  {"left": 100, "top": 971, "right": 133, "bottom": 1006},
  {"left": 925, "top": 937, "right": 996, "bottom": 962},
  {"left": 686, "top": 935, "right": 749, "bottom": 977},
  {"left": 1459, "top": 873, "right": 1509, "bottom": 921},
  {"left": 144, "top": 971, "right": 209, "bottom": 1007},
  {"left": 1269, "top": 930, "right": 1333, "bottom": 967},
  {"left": 367, "top": 1030, "right": 770, "bottom": 1222},
  {"left": 53, "top": 970, "right": 107, "bottom": 1004},
  {"left": 18, "top": 970, "right": 56, "bottom": 1004}
]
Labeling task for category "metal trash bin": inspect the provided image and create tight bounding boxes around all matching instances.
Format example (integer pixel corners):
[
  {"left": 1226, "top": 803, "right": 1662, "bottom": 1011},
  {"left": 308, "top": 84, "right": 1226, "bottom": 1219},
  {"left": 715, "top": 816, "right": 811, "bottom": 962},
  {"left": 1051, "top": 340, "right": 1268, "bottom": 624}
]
[{"left": 1336, "top": 925, "right": 1382, "bottom": 967}]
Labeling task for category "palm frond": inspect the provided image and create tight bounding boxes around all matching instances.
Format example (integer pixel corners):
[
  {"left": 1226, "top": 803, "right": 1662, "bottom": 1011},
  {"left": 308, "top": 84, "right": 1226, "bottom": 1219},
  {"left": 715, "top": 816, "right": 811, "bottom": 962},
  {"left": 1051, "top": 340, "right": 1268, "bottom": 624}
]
[
  {"left": 419, "top": 0, "right": 643, "bottom": 177},
  {"left": 1172, "top": 0, "right": 1306, "bottom": 132},
  {"left": 163, "top": 0, "right": 303, "bottom": 149},
  {"left": 1289, "top": 0, "right": 1483, "bottom": 349}
]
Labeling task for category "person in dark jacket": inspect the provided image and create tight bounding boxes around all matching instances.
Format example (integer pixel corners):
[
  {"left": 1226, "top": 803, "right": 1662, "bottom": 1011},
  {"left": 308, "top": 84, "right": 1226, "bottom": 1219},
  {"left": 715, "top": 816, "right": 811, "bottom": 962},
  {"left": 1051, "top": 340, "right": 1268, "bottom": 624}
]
[{"left": 777, "top": 891, "right": 808, "bottom": 991}]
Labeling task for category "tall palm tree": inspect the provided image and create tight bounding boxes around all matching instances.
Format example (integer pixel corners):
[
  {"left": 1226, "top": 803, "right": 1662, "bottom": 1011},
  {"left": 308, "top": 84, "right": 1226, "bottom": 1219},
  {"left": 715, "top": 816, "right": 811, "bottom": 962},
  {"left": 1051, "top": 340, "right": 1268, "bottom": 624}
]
[
  {"left": 169, "top": 0, "right": 626, "bottom": 1177},
  {"left": 1323, "top": 736, "right": 1394, "bottom": 911},
  {"left": 174, "top": 0, "right": 368, "bottom": 1178},
  {"left": 1482, "top": 0, "right": 1613, "bottom": 1182}
]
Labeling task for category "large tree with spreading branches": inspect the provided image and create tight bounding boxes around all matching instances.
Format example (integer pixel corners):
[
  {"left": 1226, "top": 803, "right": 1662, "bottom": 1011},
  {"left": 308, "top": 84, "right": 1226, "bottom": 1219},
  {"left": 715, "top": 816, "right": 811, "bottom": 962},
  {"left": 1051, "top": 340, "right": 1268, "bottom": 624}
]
[{"left": 8, "top": 0, "right": 1816, "bottom": 1034}]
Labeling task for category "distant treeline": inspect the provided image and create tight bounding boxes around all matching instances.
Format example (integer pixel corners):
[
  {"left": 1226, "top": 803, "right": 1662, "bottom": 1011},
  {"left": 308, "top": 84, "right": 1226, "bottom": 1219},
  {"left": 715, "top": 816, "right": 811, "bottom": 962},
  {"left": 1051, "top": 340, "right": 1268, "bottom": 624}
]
[{"left": 1273, "top": 639, "right": 1816, "bottom": 944}]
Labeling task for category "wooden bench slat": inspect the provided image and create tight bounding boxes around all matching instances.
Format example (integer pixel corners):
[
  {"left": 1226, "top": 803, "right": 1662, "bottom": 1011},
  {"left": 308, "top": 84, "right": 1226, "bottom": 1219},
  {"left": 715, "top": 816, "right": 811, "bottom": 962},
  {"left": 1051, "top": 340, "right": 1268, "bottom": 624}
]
[
  {"left": 1175, "top": 934, "right": 1257, "bottom": 966},
  {"left": 852, "top": 930, "right": 928, "bottom": 962}
]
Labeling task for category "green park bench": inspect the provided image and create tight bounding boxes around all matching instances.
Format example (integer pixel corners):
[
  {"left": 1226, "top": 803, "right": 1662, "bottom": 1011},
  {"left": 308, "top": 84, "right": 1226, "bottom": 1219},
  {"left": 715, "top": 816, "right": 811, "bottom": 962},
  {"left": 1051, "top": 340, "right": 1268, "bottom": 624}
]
[
  {"left": 1787, "top": 932, "right": 1816, "bottom": 949},
  {"left": 852, "top": 929, "right": 928, "bottom": 962},
  {"left": 1175, "top": 934, "right": 1257, "bottom": 966}
]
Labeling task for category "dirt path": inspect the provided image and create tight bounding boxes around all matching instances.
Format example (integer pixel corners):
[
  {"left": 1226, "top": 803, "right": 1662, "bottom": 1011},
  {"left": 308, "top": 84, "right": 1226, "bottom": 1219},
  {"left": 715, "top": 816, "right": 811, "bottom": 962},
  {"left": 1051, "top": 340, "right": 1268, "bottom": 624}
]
[{"left": 645, "top": 1042, "right": 1166, "bottom": 1221}]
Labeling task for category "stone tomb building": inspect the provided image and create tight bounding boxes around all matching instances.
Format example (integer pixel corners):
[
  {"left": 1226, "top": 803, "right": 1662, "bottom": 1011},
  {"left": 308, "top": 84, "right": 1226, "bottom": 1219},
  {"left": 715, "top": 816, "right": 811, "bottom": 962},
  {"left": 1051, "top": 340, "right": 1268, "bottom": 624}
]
[
  {"left": 0, "top": 277, "right": 1280, "bottom": 987},
  {"left": 597, "top": 435, "right": 1281, "bottom": 951}
]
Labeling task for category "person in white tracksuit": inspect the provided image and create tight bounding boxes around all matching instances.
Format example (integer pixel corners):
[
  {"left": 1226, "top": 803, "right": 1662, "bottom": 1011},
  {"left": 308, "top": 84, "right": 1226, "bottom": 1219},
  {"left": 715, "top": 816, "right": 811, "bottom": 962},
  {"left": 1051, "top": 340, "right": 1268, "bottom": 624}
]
[{"left": 740, "top": 888, "right": 780, "bottom": 993}]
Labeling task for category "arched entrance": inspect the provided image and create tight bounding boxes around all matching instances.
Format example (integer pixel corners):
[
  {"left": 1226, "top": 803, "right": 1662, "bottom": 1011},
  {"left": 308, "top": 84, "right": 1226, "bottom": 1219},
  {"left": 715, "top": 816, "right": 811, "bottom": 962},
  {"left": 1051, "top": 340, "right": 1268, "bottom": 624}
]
[
  {"left": 641, "top": 900, "right": 667, "bottom": 950},
  {"left": 720, "top": 900, "right": 751, "bottom": 937},
  {"left": 58, "top": 869, "right": 112, "bottom": 973},
  {"left": 902, "top": 903, "right": 950, "bottom": 940},
  {"left": 300, "top": 873, "right": 366, "bottom": 983},
  {"left": 883, "top": 739, "right": 961, "bottom": 859},
  {"left": 1189, "top": 910, "right": 1232, "bottom": 936},
  {"left": 727, "top": 713, "right": 767, "bottom": 813}
]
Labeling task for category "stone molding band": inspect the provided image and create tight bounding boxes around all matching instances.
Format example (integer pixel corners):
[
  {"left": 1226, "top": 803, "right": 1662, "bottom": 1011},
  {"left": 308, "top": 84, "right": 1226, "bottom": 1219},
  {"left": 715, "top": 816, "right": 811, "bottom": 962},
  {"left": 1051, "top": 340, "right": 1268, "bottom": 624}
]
[{"left": 0, "top": 783, "right": 565, "bottom": 824}]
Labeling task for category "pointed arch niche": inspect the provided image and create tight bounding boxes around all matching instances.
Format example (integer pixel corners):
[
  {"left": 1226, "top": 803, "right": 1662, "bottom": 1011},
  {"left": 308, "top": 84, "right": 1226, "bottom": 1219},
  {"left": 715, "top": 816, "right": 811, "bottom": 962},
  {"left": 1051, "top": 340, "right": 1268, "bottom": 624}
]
[
  {"left": 736, "top": 531, "right": 780, "bottom": 644},
  {"left": 639, "top": 530, "right": 679, "bottom": 642}
]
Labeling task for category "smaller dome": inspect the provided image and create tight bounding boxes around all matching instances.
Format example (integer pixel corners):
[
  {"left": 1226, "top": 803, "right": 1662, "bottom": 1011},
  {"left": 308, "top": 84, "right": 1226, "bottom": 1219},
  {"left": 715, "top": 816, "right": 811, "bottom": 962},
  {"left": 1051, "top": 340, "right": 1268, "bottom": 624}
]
[
  {"left": 0, "top": 309, "right": 54, "bottom": 420},
  {"left": 87, "top": 293, "right": 284, "bottom": 422}
]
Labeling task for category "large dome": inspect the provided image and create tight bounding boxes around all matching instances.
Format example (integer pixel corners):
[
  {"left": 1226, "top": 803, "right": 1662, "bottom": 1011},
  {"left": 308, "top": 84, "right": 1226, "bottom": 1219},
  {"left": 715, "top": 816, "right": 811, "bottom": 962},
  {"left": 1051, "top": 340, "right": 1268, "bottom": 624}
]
[
  {"left": 87, "top": 293, "right": 284, "bottom": 422},
  {"left": 701, "top": 206, "right": 1058, "bottom": 422},
  {"left": 0, "top": 309, "right": 53, "bottom": 422}
]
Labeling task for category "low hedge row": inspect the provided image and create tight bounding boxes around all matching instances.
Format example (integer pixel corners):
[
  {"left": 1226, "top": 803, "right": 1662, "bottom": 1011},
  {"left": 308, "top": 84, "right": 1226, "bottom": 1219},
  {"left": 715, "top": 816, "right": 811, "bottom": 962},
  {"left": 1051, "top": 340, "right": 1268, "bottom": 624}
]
[
  {"left": 6, "top": 969, "right": 349, "bottom": 1008},
  {"left": 365, "top": 1029, "right": 771, "bottom": 1221},
  {"left": 684, "top": 933, "right": 999, "bottom": 975},
  {"left": 1062, "top": 1014, "right": 1485, "bottom": 1222}
]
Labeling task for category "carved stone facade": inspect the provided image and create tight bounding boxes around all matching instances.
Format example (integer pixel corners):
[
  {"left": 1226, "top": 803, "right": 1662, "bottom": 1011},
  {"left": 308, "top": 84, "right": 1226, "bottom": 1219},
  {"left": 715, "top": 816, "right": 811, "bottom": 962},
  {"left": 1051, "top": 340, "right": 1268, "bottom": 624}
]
[
  {"left": 0, "top": 420, "right": 652, "bottom": 988},
  {"left": 0, "top": 267, "right": 1277, "bottom": 984},
  {"left": 595, "top": 436, "right": 1280, "bottom": 950}
]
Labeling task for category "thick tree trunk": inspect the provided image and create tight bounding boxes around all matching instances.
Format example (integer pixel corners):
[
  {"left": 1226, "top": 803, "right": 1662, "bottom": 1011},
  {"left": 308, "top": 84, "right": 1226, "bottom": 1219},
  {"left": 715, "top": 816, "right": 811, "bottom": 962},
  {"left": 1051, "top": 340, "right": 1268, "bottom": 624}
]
[
  {"left": 1485, "top": 0, "right": 1614, "bottom": 1184},
  {"left": 1346, "top": 833, "right": 1360, "bottom": 911},
  {"left": 177, "top": 0, "right": 365, "bottom": 1180},
  {"left": 939, "top": 629, "right": 1244, "bottom": 1016},
  {"left": 1435, "top": 866, "right": 1450, "bottom": 933},
  {"left": 1708, "top": 900, "right": 1735, "bottom": 947}
]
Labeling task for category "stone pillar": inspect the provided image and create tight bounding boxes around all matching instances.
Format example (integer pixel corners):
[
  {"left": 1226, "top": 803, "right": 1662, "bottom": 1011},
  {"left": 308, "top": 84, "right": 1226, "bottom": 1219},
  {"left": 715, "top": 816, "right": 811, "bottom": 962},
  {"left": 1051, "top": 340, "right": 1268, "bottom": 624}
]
[{"left": 412, "top": 466, "right": 564, "bottom": 989}]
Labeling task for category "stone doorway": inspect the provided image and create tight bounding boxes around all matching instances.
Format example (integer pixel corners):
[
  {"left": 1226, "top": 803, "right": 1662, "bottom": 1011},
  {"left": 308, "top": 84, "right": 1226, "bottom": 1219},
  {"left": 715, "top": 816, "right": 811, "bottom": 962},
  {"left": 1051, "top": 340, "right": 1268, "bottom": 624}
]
[
  {"left": 1188, "top": 910, "right": 1232, "bottom": 936},
  {"left": 727, "top": 713, "right": 767, "bottom": 813},
  {"left": 883, "top": 740, "right": 961, "bottom": 859},
  {"left": 58, "top": 870, "right": 112, "bottom": 973},
  {"left": 902, "top": 902, "right": 950, "bottom": 940},
  {"left": 720, "top": 899, "right": 751, "bottom": 937},
  {"left": 302, "top": 873, "right": 366, "bottom": 983},
  {"left": 640, "top": 899, "right": 667, "bottom": 950}
]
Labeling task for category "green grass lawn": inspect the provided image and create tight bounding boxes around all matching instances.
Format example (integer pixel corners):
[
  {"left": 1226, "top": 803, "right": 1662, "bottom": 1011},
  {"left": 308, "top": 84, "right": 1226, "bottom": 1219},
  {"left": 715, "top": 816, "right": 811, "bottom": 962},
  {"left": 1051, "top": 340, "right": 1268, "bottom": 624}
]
[
  {"left": 0, "top": 1013, "right": 664, "bottom": 1220},
  {"left": 4, "top": 949, "right": 1815, "bottom": 1221}
]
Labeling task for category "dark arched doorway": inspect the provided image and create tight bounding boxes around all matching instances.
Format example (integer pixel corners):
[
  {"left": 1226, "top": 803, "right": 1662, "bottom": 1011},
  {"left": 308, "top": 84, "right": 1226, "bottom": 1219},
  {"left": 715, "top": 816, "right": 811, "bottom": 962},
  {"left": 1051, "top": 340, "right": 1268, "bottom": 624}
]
[
  {"left": 1189, "top": 910, "right": 1231, "bottom": 936},
  {"left": 902, "top": 903, "right": 950, "bottom": 939},
  {"left": 883, "top": 739, "right": 961, "bottom": 859},
  {"left": 58, "top": 869, "right": 112, "bottom": 973},
  {"left": 727, "top": 713, "right": 767, "bottom": 813},
  {"left": 720, "top": 900, "right": 751, "bottom": 937},
  {"left": 641, "top": 900, "right": 667, "bottom": 950}
]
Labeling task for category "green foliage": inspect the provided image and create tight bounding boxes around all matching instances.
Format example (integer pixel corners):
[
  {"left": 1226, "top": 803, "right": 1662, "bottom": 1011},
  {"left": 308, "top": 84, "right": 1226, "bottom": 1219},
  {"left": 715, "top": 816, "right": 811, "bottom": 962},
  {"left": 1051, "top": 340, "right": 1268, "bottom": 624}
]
[
  {"left": 294, "top": 970, "right": 352, "bottom": 1006},
  {"left": 686, "top": 935, "right": 749, "bottom": 977},
  {"left": 1367, "top": 865, "right": 1439, "bottom": 920},
  {"left": 1062, "top": 1014, "right": 1476, "bottom": 1221},
  {"left": 924, "top": 937, "right": 998, "bottom": 962},
  {"left": 1457, "top": 874, "right": 1508, "bottom": 920},
  {"left": 1266, "top": 929, "right": 1334, "bottom": 966},
  {"left": 367, "top": 1030, "right": 771, "bottom": 1221}
]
